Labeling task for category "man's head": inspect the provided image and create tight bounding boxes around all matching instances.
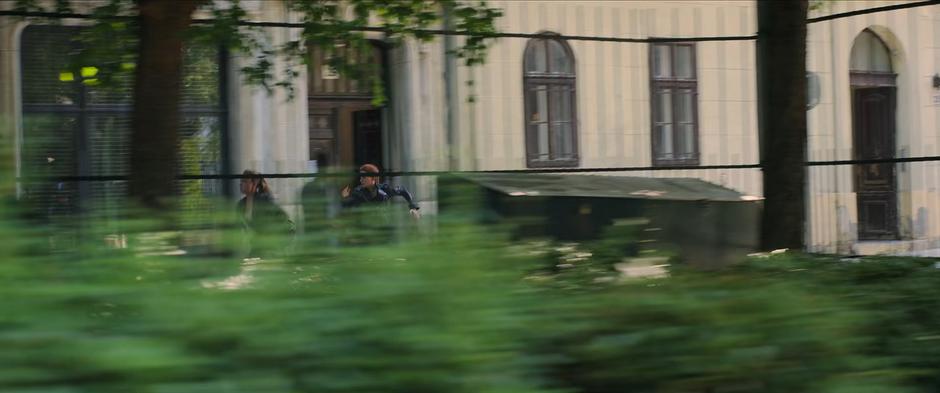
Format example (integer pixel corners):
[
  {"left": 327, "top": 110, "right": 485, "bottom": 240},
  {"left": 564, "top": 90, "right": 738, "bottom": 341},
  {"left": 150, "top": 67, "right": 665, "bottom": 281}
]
[
  {"left": 240, "top": 169, "right": 267, "bottom": 195},
  {"left": 358, "top": 164, "right": 380, "bottom": 188}
]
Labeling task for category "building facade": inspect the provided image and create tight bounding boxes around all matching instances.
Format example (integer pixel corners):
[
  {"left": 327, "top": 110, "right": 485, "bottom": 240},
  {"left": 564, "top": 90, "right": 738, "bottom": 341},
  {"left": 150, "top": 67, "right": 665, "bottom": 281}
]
[{"left": 1, "top": 1, "right": 939, "bottom": 255}]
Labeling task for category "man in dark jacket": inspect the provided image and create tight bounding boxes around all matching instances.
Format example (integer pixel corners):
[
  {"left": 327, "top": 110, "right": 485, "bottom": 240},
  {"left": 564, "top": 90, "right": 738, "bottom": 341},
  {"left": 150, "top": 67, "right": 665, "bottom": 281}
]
[{"left": 341, "top": 164, "right": 420, "bottom": 219}]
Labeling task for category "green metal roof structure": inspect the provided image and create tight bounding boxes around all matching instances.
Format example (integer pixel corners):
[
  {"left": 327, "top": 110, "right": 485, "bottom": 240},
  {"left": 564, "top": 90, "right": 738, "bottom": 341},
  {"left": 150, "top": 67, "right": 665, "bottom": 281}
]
[{"left": 461, "top": 173, "right": 759, "bottom": 203}]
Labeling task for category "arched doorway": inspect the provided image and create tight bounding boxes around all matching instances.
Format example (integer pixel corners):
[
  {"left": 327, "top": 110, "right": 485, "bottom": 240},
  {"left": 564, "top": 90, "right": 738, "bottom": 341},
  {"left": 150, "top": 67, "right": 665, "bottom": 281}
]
[{"left": 850, "top": 29, "right": 898, "bottom": 240}]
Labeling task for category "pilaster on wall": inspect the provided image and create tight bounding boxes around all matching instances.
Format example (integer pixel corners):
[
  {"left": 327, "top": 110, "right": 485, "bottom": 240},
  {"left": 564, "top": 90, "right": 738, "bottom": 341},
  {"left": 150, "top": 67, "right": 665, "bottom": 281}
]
[
  {"left": 0, "top": 17, "right": 25, "bottom": 196},
  {"left": 227, "top": 2, "right": 309, "bottom": 220},
  {"left": 387, "top": 38, "right": 448, "bottom": 215}
]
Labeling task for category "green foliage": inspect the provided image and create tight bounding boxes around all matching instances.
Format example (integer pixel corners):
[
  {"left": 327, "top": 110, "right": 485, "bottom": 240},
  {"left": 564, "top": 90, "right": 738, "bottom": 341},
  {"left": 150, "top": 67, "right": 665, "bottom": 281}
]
[
  {"left": 530, "top": 272, "right": 903, "bottom": 393},
  {"left": 4, "top": 195, "right": 940, "bottom": 392},
  {"left": 14, "top": 0, "right": 74, "bottom": 16},
  {"left": 520, "top": 219, "right": 649, "bottom": 291},
  {"left": 734, "top": 254, "right": 940, "bottom": 392},
  {"left": 0, "top": 202, "right": 551, "bottom": 392},
  {"left": 18, "top": 0, "right": 502, "bottom": 103},
  {"left": 809, "top": 0, "right": 829, "bottom": 12}
]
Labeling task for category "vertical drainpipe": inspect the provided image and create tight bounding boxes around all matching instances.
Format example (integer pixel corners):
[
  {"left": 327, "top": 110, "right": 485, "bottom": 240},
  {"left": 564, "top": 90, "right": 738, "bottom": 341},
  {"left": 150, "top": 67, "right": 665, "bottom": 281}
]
[{"left": 443, "top": 3, "right": 459, "bottom": 172}]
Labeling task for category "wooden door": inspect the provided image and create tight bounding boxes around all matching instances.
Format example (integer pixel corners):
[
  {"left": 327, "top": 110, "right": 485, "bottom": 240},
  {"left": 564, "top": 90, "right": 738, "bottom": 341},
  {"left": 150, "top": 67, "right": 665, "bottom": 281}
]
[{"left": 852, "top": 87, "right": 898, "bottom": 240}]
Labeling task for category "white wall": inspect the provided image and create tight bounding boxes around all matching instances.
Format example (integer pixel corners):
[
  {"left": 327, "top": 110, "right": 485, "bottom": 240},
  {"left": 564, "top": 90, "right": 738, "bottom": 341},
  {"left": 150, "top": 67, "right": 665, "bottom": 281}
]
[
  {"left": 806, "top": 1, "right": 940, "bottom": 254},
  {"left": 441, "top": 0, "right": 762, "bottom": 197}
]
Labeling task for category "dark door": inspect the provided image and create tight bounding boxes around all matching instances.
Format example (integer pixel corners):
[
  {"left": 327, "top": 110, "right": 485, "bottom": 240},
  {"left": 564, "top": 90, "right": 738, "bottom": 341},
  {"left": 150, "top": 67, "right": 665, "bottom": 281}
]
[
  {"left": 852, "top": 87, "right": 898, "bottom": 240},
  {"left": 353, "top": 109, "right": 383, "bottom": 168}
]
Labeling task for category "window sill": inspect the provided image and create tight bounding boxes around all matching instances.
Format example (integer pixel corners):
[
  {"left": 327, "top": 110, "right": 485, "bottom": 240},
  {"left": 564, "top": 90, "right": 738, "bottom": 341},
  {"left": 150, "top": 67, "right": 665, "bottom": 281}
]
[
  {"left": 652, "top": 159, "right": 700, "bottom": 168},
  {"left": 526, "top": 159, "right": 579, "bottom": 169}
]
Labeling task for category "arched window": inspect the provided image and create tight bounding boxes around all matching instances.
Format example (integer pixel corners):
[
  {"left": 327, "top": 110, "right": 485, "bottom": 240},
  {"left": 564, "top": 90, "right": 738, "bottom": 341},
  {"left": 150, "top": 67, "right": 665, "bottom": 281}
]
[
  {"left": 523, "top": 34, "right": 578, "bottom": 167},
  {"left": 851, "top": 29, "right": 892, "bottom": 74}
]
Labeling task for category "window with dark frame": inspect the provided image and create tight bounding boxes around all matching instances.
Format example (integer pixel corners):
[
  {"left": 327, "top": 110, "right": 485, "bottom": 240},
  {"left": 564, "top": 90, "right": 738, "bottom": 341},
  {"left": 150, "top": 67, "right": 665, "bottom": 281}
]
[
  {"left": 523, "top": 35, "right": 578, "bottom": 168},
  {"left": 19, "top": 25, "right": 227, "bottom": 228},
  {"left": 649, "top": 42, "right": 699, "bottom": 166}
]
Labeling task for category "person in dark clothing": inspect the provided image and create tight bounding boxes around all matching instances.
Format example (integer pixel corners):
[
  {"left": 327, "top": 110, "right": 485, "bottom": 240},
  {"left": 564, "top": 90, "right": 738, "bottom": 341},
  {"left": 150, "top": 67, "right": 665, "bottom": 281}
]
[
  {"left": 237, "top": 170, "right": 294, "bottom": 258},
  {"left": 341, "top": 163, "right": 421, "bottom": 219}
]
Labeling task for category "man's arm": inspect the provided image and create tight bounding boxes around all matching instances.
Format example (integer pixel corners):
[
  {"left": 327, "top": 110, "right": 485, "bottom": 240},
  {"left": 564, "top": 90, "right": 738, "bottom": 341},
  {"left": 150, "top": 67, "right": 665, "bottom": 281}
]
[
  {"left": 385, "top": 184, "right": 419, "bottom": 210},
  {"left": 341, "top": 187, "right": 363, "bottom": 208}
]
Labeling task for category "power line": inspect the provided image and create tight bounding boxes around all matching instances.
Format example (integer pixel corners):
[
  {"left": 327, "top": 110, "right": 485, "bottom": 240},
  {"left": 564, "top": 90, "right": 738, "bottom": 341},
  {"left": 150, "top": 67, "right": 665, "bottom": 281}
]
[
  {"left": 4, "top": 0, "right": 939, "bottom": 43},
  {"left": 806, "top": 155, "right": 940, "bottom": 166},
  {"left": 23, "top": 154, "right": 940, "bottom": 183},
  {"left": 21, "top": 163, "right": 765, "bottom": 183},
  {"left": 0, "top": 9, "right": 754, "bottom": 43},
  {"left": 807, "top": 0, "right": 940, "bottom": 24}
]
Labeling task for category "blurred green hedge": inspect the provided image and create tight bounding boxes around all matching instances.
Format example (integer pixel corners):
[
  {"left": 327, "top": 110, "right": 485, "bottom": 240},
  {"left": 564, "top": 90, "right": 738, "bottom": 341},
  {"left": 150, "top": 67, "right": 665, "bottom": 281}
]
[{"left": 1, "top": 199, "right": 938, "bottom": 393}]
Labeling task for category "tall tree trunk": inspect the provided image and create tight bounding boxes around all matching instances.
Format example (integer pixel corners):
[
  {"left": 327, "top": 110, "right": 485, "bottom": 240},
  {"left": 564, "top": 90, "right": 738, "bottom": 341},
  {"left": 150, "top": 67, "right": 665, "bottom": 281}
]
[
  {"left": 758, "top": 0, "right": 808, "bottom": 251},
  {"left": 129, "top": 0, "right": 198, "bottom": 209}
]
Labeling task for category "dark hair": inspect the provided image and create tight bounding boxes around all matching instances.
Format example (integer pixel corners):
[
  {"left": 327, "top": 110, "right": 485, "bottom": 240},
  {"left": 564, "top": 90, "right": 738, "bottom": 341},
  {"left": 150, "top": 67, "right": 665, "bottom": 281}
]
[{"left": 243, "top": 169, "right": 270, "bottom": 194}]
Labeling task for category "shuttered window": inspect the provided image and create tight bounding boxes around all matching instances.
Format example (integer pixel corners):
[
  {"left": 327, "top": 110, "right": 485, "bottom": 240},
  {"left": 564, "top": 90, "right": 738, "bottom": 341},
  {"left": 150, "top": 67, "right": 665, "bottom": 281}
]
[{"left": 19, "top": 25, "right": 227, "bottom": 229}]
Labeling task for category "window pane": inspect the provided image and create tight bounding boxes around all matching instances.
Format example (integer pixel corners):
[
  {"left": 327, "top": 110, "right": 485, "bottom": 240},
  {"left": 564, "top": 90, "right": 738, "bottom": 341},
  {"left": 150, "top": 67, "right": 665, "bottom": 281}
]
[
  {"left": 20, "top": 26, "right": 81, "bottom": 106},
  {"left": 526, "top": 86, "right": 549, "bottom": 123},
  {"left": 179, "top": 116, "right": 223, "bottom": 178},
  {"left": 525, "top": 85, "right": 551, "bottom": 161},
  {"left": 675, "top": 45, "right": 694, "bottom": 78},
  {"left": 564, "top": 123, "right": 576, "bottom": 158},
  {"left": 653, "top": 45, "right": 671, "bottom": 78},
  {"left": 525, "top": 39, "right": 548, "bottom": 73},
  {"left": 21, "top": 114, "right": 78, "bottom": 179},
  {"left": 870, "top": 38, "right": 891, "bottom": 72},
  {"left": 537, "top": 123, "right": 550, "bottom": 159},
  {"left": 550, "top": 87, "right": 572, "bottom": 122},
  {"left": 658, "top": 124, "right": 673, "bottom": 158},
  {"left": 179, "top": 116, "right": 224, "bottom": 228},
  {"left": 850, "top": 32, "right": 871, "bottom": 71},
  {"left": 20, "top": 114, "right": 79, "bottom": 219},
  {"left": 656, "top": 89, "right": 673, "bottom": 123},
  {"left": 553, "top": 122, "right": 575, "bottom": 159},
  {"left": 86, "top": 116, "right": 130, "bottom": 223},
  {"left": 536, "top": 87, "right": 548, "bottom": 123},
  {"left": 181, "top": 41, "right": 222, "bottom": 106},
  {"left": 677, "top": 89, "right": 694, "bottom": 123},
  {"left": 547, "top": 39, "right": 572, "bottom": 74},
  {"left": 851, "top": 30, "right": 892, "bottom": 72},
  {"left": 677, "top": 123, "right": 695, "bottom": 157},
  {"left": 88, "top": 116, "right": 131, "bottom": 176},
  {"left": 86, "top": 74, "right": 134, "bottom": 105}
]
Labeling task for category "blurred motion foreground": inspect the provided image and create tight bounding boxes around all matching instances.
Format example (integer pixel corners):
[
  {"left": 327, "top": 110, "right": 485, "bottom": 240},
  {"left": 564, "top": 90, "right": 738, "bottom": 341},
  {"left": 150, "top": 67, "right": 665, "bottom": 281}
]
[{"left": 3, "top": 192, "right": 940, "bottom": 393}]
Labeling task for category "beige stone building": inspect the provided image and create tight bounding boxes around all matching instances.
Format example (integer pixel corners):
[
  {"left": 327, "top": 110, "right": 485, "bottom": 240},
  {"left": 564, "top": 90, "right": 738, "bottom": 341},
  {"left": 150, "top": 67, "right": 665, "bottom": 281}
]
[{"left": 1, "top": 1, "right": 939, "bottom": 255}]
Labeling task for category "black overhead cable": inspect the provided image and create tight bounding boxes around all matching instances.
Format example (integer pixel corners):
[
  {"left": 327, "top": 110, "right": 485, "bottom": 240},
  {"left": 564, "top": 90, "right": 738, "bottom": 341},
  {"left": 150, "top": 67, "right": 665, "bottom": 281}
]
[
  {"left": 0, "top": 9, "right": 754, "bottom": 43},
  {"left": 200, "top": 19, "right": 757, "bottom": 43},
  {"left": 22, "top": 155, "right": 940, "bottom": 183},
  {"left": 807, "top": 0, "right": 940, "bottom": 24},
  {"left": 2, "top": 0, "right": 939, "bottom": 40},
  {"left": 25, "top": 163, "right": 765, "bottom": 183},
  {"left": 806, "top": 155, "right": 940, "bottom": 167}
]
